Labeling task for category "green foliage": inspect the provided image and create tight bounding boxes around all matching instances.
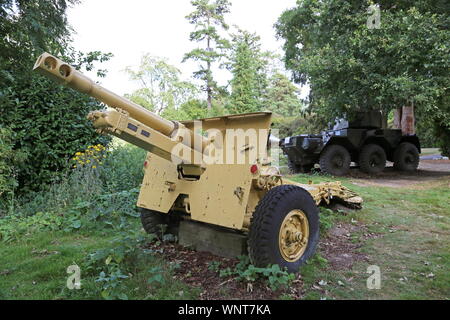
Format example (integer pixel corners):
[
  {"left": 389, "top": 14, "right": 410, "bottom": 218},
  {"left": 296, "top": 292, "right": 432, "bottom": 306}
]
[
  {"left": 227, "top": 30, "right": 268, "bottom": 114},
  {"left": 276, "top": 0, "right": 450, "bottom": 149},
  {"left": 2, "top": 142, "right": 145, "bottom": 218},
  {"left": 213, "top": 255, "right": 295, "bottom": 291},
  {"left": 0, "top": 211, "right": 62, "bottom": 243},
  {"left": 125, "top": 54, "right": 199, "bottom": 115},
  {"left": 85, "top": 226, "right": 151, "bottom": 300},
  {"left": 319, "top": 208, "right": 336, "bottom": 235},
  {"left": 0, "top": 127, "right": 27, "bottom": 206},
  {"left": 0, "top": 142, "right": 150, "bottom": 299},
  {"left": 0, "top": 0, "right": 113, "bottom": 193},
  {"left": 271, "top": 113, "right": 327, "bottom": 138},
  {"left": 183, "top": 0, "right": 231, "bottom": 109},
  {"left": 263, "top": 73, "right": 305, "bottom": 117}
]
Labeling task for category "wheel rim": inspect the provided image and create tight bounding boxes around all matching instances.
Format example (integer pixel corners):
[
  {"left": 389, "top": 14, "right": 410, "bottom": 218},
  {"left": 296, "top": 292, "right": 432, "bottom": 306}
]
[
  {"left": 405, "top": 152, "right": 415, "bottom": 164},
  {"left": 279, "top": 209, "right": 310, "bottom": 262},
  {"left": 332, "top": 155, "right": 344, "bottom": 168}
]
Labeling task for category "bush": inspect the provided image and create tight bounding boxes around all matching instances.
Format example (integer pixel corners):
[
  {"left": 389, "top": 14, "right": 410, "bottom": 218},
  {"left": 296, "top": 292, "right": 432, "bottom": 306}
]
[
  {"left": 0, "top": 127, "right": 27, "bottom": 209},
  {"left": 0, "top": 75, "right": 112, "bottom": 193},
  {"left": 4, "top": 141, "right": 145, "bottom": 217}
]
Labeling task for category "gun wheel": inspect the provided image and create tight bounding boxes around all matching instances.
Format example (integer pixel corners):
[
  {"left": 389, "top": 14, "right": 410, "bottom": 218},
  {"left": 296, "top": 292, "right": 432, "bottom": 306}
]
[
  {"left": 140, "top": 208, "right": 179, "bottom": 236},
  {"left": 279, "top": 209, "right": 310, "bottom": 262},
  {"left": 248, "top": 185, "right": 319, "bottom": 273}
]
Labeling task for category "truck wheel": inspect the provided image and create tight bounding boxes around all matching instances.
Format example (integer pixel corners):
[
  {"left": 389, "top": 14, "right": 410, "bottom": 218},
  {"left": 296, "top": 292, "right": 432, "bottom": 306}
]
[
  {"left": 248, "top": 185, "right": 319, "bottom": 273},
  {"left": 394, "top": 142, "right": 419, "bottom": 171},
  {"left": 319, "top": 145, "right": 351, "bottom": 176},
  {"left": 287, "top": 160, "right": 300, "bottom": 174},
  {"left": 140, "top": 208, "right": 179, "bottom": 236},
  {"left": 359, "top": 144, "right": 386, "bottom": 174}
]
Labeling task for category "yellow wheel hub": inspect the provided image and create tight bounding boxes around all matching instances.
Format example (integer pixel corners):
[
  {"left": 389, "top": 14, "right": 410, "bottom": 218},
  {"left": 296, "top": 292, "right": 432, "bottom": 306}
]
[{"left": 279, "top": 209, "right": 310, "bottom": 262}]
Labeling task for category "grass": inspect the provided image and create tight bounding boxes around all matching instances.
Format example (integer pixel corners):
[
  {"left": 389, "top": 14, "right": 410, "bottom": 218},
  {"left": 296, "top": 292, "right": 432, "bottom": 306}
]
[
  {"left": 290, "top": 173, "right": 450, "bottom": 300},
  {"left": 420, "top": 148, "right": 441, "bottom": 156},
  {"left": 1, "top": 143, "right": 448, "bottom": 300},
  {"left": 0, "top": 224, "right": 200, "bottom": 300}
]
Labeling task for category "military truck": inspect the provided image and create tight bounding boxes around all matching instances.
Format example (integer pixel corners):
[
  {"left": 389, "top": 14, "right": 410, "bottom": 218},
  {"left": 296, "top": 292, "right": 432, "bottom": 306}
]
[{"left": 280, "top": 111, "right": 421, "bottom": 176}]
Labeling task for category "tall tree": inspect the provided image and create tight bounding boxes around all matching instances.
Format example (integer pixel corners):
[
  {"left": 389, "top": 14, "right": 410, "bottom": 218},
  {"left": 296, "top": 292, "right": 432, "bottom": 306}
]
[
  {"left": 276, "top": 0, "right": 449, "bottom": 154},
  {"left": 263, "top": 73, "right": 305, "bottom": 117},
  {"left": 183, "top": 0, "right": 231, "bottom": 110},
  {"left": 227, "top": 29, "right": 269, "bottom": 114},
  {"left": 125, "top": 54, "right": 199, "bottom": 115}
]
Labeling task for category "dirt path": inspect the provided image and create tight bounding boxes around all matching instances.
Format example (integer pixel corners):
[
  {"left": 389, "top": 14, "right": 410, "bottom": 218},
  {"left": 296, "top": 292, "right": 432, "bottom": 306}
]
[{"left": 348, "top": 160, "right": 450, "bottom": 188}]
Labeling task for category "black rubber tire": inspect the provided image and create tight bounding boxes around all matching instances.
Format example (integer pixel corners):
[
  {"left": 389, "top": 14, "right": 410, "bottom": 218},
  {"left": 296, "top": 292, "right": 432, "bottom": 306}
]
[
  {"left": 248, "top": 185, "right": 320, "bottom": 273},
  {"left": 140, "top": 208, "right": 180, "bottom": 236},
  {"left": 359, "top": 144, "right": 387, "bottom": 174},
  {"left": 287, "top": 160, "right": 299, "bottom": 174},
  {"left": 393, "top": 142, "right": 420, "bottom": 172},
  {"left": 300, "top": 164, "right": 314, "bottom": 173},
  {"left": 319, "top": 145, "right": 351, "bottom": 176}
]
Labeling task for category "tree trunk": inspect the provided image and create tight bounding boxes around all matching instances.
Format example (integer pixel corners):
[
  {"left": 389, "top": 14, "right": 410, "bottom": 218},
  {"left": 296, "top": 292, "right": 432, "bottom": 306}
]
[
  {"left": 401, "top": 105, "right": 415, "bottom": 136},
  {"left": 393, "top": 107, "right": 402, "bottom": 129},
  {"left": 206, "top": 26, "right": 212, "bottom": 111}
]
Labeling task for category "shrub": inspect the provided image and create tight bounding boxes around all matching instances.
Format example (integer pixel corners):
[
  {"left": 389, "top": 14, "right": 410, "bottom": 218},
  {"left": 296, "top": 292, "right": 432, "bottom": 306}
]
[
  {"left": 214, "top": 255, "right": 295, "bottom": 291},
  {"left": 0, "top": 127, "right": 27, "bottom": 210}
]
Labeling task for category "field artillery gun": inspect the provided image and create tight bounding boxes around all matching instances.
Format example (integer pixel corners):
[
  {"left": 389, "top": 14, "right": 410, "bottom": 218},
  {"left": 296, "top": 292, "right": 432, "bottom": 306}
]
[{"left": 33, "top": 53, "right": 362, "bottom": 272}]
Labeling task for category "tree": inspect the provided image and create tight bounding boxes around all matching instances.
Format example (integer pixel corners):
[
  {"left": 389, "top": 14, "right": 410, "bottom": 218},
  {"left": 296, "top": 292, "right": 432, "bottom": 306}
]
[
  {"left": 263, "top": 73, "right": 305, "bottom": 117},
  {"left": 227, "top": 29, "right": 269, "bottom": 114},
  {"left": 276, "top": 0, "right": 449, "bottom": 154},
  {"left": 162, "top": 99, "right": 209, "bottom": 121},
  {"left": 125, "top": 54, "right": 199, "bottom": 115},
  {"left": 0, "top": 0, "right": 111, "bottom": 193},
  {"left": 183, "top": 0, "right": 231, "bottom": 110}
]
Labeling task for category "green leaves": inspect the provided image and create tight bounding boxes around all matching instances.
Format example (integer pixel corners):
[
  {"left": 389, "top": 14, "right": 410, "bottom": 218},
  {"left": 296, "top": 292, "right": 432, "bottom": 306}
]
[
  {"left": 184, "top": 0, "right": 231, "bottom": 109},
  {"left": 0, "top": 1, "right": 112, "bottom": 195},
  {"left": 276, "top": 0, "right": 450, "bottom": 151},
  {"left": 125, "top": 54, "right": 200, "bottom": 115},
  {"left": 147, "top": 266, "right": 166, "bottom": 286},
  {"left": 228, "top": 30, "right": 268, "bottom": 114},
  {"left": 212, "top": 255, "right": 295, "bottom": 291}
]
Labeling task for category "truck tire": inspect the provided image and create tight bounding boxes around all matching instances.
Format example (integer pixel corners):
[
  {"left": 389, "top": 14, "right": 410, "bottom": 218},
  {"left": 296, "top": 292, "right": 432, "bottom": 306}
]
[
  {"left": 359, "top": 144, "right": 387, "bottom": 174},
  {"left": 319, "top": 145, "right": 351, "bottom": 176},
  {"left": 248, "top": 185, "right": 319, "bottom": 273},
  {"left": 287, "top": 160, "right": 300, "bottom": 174},
  {"left": 394, "top": 142, "right": 419, "bottom": 172},
  {"left": 140, "top": 208, "right": 179, "bottom": 236}
]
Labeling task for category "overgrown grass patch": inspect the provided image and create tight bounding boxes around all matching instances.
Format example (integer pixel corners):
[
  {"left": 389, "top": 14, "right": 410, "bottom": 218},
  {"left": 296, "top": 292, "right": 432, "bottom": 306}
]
[{"left": 290, "top": 174, "right": 450, "bottom": 300}]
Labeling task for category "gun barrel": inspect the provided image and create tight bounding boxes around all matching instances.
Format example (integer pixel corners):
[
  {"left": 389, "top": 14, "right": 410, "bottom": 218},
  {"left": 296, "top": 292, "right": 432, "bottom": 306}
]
[{"left": 33, "top": 52, "right": 175, "bottom": 137}]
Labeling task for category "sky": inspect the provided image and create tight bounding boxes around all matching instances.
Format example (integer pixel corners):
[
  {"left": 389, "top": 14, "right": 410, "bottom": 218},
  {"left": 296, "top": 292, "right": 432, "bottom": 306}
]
[{"left": 67, "top": 0, "right": 299, "bottom": 97}]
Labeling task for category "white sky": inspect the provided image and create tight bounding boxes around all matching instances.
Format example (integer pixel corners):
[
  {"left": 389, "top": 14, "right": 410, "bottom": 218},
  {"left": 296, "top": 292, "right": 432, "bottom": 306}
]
[{"left": 67, "top": 0, "right": 299, "bottom": 97}]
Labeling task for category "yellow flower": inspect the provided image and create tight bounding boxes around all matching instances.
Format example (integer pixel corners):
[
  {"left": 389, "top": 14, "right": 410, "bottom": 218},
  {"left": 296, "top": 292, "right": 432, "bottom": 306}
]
[{"left": 92, "top": 166, "right": 97, "bottom": 169}]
